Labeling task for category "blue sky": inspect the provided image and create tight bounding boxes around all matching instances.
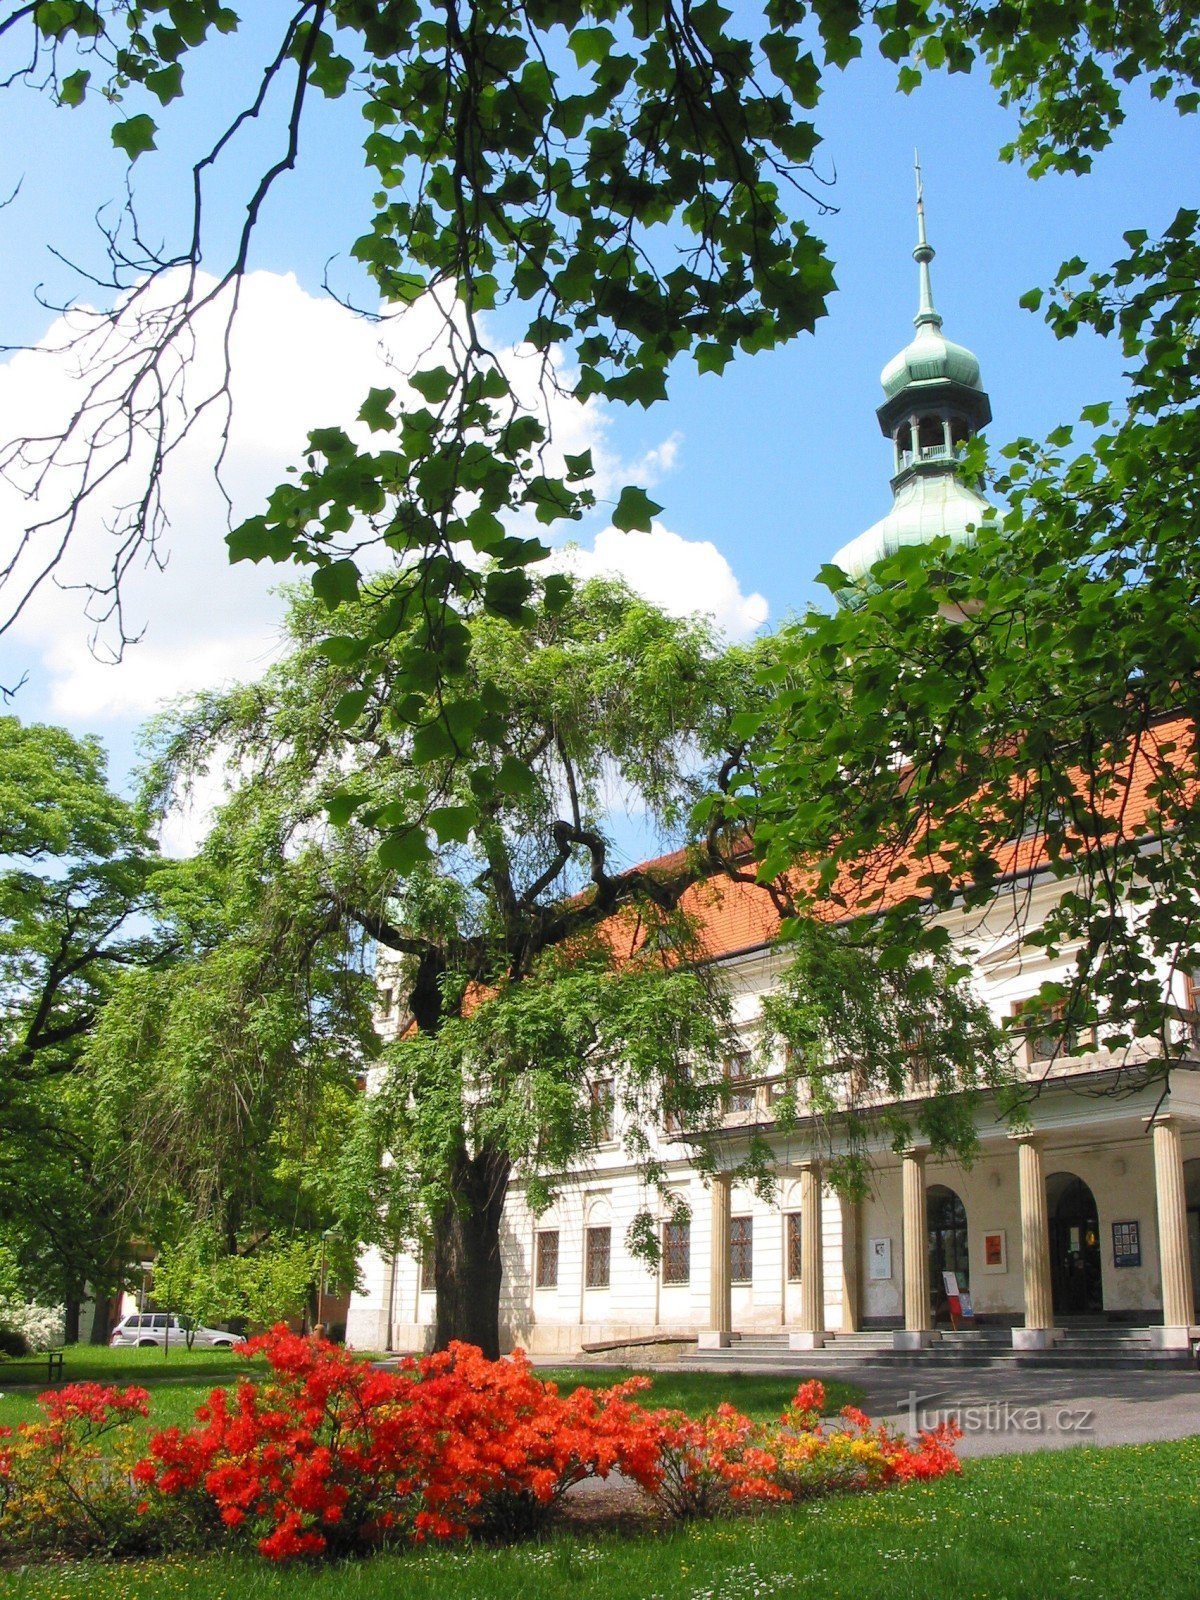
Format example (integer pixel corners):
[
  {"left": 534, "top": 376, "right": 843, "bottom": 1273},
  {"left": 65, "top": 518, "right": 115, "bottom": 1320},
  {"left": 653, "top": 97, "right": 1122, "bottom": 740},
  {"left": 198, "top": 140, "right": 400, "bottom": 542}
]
[{"left": 0, "top": 9, "right": 1196, "bottom": 820}]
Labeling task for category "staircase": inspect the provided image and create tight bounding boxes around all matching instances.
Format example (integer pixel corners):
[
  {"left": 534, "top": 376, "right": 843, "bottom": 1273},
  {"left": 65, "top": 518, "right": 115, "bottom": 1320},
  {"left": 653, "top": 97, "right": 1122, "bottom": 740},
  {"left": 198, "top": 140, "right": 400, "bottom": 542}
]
[{"left": 685, "top": 1325, "right": 1195, "bottom": 1370}]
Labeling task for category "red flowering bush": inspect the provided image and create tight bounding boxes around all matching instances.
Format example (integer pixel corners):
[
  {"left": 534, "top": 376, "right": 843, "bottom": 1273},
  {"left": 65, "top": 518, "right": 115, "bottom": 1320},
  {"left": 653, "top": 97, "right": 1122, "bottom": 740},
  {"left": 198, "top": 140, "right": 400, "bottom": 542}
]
[
  {"left": 638, "top": 1378, "right": 960, "bottom": 1521},
  {"left": 0, "top": 1383, "right": 157, "bottom": 1554},
  {"left": 139, "top": 1328, "right": 666, "bottom": 1559},
  {"left": 0, "top": 1340, "right": 961, "bottom": 1564}
]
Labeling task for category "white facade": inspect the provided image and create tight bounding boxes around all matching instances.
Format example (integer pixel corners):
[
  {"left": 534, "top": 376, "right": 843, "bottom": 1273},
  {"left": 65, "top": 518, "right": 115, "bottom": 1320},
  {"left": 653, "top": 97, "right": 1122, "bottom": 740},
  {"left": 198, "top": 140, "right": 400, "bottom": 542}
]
[{"left": 347, "top": 877, "right": 1200, "bottom": 1355}]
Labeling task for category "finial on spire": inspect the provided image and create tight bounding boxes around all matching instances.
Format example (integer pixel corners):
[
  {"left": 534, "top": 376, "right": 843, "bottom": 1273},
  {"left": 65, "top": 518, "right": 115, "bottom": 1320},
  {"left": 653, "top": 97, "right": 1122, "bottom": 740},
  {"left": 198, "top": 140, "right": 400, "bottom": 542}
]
[{"left": 912, "top": 149, "right": 941, "bottom": 330}]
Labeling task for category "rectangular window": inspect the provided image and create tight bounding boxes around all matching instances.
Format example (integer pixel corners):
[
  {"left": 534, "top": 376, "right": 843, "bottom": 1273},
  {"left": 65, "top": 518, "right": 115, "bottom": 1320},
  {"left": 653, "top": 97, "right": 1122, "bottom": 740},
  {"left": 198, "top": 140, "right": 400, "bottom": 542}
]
[
  {"left": 730, "top": 1216, "right": 753, "bottom": 1284},
  {"left": 585, "top": 1226, "right": 611, "bottom": 1289},
  {"left": 590, "top": 1078, "right": 615, "bottom": 1143},
  {"left": 1013, "top": 999, "right": 1094, "bottom": 1064},
  {"left": 535, "top": 1230, "right": 559, "bottom": 1290},
  {"left": 379, "top": 986, "right": 393, "bottom": 1016},
  {"left": 724, "top": 1050, "right": 756, "bottom": 1114},
  {"left": 786, "top": 1212, "right": 803, "bottom": 1282},
  {"left": 419, "top": 1249, "right": 435, "bottom": 1293},
  {"left": 662, "top": 1219, "right": 690, "bottom": 1285}
]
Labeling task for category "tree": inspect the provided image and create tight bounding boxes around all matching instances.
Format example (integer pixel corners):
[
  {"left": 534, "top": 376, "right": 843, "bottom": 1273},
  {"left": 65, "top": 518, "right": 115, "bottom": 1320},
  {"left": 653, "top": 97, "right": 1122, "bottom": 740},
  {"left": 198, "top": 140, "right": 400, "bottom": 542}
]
[
  {"left": 85, "top": 783, "right": 376, "bottom": 1321},
  {"left": 748, "top": 198, "right": 1200, "bottom": 1078},
  {"left": 142, "top": 573, "right": 775, "bottom": 1356},
  {"left": 0, "top": 716, "right": 160, "bottom": 1339}
]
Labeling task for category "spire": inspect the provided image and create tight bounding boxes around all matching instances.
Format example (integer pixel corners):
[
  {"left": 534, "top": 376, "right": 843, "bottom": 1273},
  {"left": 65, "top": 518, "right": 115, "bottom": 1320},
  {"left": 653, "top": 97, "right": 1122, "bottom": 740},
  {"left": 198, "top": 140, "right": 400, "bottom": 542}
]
[{"left": 913, "top": 150, "right": 941, "bottom": 330}]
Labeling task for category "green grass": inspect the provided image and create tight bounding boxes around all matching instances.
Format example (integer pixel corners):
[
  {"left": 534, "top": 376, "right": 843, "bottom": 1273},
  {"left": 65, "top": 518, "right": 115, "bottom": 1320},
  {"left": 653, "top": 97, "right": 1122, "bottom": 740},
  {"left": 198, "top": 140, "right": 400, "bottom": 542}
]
[
  {"left": 535, "top": 1367, "right": 862, "bottom": 1421},
  {"left": 0, "top": 1356, "right": 853, "bottom": 1440},
  {"left": 5, "top": 1437, "right": 1199, "bottom": 1599}
]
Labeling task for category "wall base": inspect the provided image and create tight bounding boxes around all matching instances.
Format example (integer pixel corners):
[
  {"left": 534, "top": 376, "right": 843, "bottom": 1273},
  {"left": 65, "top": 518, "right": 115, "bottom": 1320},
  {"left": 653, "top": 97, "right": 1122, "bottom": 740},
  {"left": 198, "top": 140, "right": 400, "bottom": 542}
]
[
  {"left": 697, "top": 1329, "right": 732, "bottom": 1349},
  {"left": 1148, "top": 1325, "right": 1194, "bottom": 1350},
  {"left": 1011, "top": 1326, "right": 1064, "bottom": 1350},
  {"left": 892, "top": 1329, "right": 939, "bottom": 1350}
]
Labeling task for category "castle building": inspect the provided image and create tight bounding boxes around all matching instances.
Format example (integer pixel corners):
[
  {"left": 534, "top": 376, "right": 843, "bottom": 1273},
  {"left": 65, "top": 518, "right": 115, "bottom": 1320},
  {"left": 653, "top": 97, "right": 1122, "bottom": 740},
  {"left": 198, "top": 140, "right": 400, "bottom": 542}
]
[{"left": 346, "top": 186, "right": 1200, "bottom": 1362}]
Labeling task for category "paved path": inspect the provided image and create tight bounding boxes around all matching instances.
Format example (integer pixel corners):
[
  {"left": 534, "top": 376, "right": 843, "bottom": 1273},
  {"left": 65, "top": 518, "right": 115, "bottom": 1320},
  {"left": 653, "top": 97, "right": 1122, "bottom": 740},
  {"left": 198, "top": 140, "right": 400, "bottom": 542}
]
[
  {"left": 537, "top": 1357, "right": 1200, "bottom": 1459},
  {"left": 760, "top": 1363, "right": 1200, "bottom": 1457}
]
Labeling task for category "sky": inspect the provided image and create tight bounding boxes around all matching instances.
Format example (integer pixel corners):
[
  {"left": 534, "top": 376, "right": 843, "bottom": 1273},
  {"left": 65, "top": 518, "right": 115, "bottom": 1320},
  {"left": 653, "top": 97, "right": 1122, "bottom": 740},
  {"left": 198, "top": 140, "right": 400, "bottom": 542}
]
[{"left": 0, "top": 8, "right": 1196, "bottom": 832}]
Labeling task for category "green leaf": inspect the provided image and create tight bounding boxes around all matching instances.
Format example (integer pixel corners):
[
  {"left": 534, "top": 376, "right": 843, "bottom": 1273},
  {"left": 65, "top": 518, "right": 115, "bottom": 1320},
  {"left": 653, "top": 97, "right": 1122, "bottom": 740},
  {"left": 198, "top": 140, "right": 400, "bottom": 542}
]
[
  {"left": 495, "top": 754, "right": 536, "bottom": 798},
  {"left": 59, "top": 69, "right": 90, "bottom": 107},
  {"left": 484, "top": 568, "right": 534, "bottom": 618},
  {"left": 427, "top": 805, "right": 475, "bottom": 844},
  {"left": 1018, "top": 288, "right": 1044, "bottom": 312},
  {"left": 332, "top": 689, "right": 370, "bottom": 728},
  {"left": 326, "top": 791, "right": 362, "bottom": 827},
  {"left": 612, "top": 486, "right": 663, "bottom": 533},
  {"left": 378, "top": 829, "right": 430, "bottom": 873},
  {"left": 409, "top": 367, "right": 455, "bottom": 403},
  {"left": 569, "top": 25, "right": 615, "bottom": 67},
  {"left": 358, "top": 386, "right": 396, "bottom": 433},
  {"left": 111, "top": 114, "right": 158, "bottom": 162},
  {"left": 311, "top": 560, "right": 361, "bottom": 609},
  {"left": 542, "top": 573, "right": 574, "bottom": 614}
]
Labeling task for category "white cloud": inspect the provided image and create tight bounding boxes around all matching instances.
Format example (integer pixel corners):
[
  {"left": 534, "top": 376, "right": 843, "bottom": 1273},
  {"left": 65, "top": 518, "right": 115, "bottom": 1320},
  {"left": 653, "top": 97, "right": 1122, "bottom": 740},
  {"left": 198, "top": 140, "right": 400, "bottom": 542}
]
[
  {"left": 559, "top": 523, "right": 769, "bottom": 642},
  {"left": 0, "top": 270, "right": 765, "bottom": 730}
]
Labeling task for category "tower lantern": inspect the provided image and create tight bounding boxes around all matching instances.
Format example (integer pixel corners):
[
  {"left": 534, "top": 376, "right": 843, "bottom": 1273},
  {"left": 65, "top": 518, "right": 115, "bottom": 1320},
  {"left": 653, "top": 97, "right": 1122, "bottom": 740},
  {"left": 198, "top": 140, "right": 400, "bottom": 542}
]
[{"left": 832, "top": 158, "right": 993, "bottom": 606}]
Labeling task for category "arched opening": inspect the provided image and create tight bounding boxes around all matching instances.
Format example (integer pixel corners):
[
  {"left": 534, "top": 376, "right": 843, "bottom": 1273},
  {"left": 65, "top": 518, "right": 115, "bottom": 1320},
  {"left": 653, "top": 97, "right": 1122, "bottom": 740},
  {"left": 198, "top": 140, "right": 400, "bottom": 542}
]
[
  {"left": 927, "top": 1184, "right": 969, "bottom": 1321},
  {"left": 917, "top": 415, "right": 944, "bottom": 456},
  {"left": 1184, "top": 1158, "right": 1200, "bottom": 1317},
  {"left": 1046, "top": 1171, "right": 1103, "bottom": 1316}
]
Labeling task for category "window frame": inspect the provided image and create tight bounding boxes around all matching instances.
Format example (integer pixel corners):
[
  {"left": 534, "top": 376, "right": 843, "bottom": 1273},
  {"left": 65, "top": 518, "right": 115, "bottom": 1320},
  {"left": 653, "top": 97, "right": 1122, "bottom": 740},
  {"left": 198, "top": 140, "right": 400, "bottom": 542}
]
[
  {"left": 535, "top": 1229, "right": 560, "bottom": 1290},
  {"left": 662, "top": 1218, "right": 691, "bottom": 1286},
  {"left": 785, "top": 1211, "right": 803, "bottom": 1282},
  {"left": 584, "top": 1224, "right": 612, "bottom": 1290},
  {"left": 730, "top": 1215, "right": 753, "bottom": 1284}
]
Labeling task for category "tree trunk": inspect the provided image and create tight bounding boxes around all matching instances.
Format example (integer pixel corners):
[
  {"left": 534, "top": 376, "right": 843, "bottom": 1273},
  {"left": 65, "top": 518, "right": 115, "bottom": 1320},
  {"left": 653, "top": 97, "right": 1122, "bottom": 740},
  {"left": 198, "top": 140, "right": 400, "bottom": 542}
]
[
  {"left": 433, "top": 1143, "right": 511, "bottom": 1360},
  {"left": 89, "top": 1287, "right": 114, "bottom": 1345},
  {"left": 63, "top": 1295, "right": 81, "bottom": 1345}
]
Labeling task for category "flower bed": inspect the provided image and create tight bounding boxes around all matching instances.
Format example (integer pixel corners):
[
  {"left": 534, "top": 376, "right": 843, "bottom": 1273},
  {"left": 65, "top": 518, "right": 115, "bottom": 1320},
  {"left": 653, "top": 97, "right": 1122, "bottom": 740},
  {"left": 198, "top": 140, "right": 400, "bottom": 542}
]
[{"left": 0, "top": 1329, "right": 960, "bottom": 1562}]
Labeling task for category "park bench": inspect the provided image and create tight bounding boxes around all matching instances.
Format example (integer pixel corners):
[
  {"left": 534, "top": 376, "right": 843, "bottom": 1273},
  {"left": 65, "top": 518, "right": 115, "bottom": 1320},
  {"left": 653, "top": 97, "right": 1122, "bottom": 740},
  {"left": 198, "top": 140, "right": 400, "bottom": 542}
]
[{"left": 0, "top": 1349, "right": 65, "bottom": 1385}]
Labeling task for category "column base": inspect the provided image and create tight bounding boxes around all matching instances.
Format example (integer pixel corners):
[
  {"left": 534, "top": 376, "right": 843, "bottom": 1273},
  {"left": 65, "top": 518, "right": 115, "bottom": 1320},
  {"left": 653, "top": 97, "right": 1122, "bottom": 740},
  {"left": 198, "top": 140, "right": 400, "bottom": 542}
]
[
  {"left": 788, "top": 1330, "right": 826, "bottom": 1351},
  {"left": 892, "top": 1329, "right": 939, "bottom": 1351},
  {"left": 697, "top": 1330, "right": 732, "bottom": 1350},
  {"left": 1011, "top": 1326, "right": 1064, "bottom": 1350},
  {"left": 1148, "top": 1325, "right": 1194, "bottom": 1350}
]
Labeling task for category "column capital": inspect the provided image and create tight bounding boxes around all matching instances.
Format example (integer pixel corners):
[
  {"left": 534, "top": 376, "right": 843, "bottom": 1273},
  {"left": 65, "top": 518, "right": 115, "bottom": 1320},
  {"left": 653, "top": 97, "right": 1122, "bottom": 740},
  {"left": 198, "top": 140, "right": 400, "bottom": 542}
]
[
  {"left": 901, "top": 1143, "right": 928, "bottom": 1165},
  {"left": 1007, "top": 1128, "right": 1044, "bottom": 1147},
  {"left": 1144, "top": 1111, "right": 1188, "bottom": 1131}
]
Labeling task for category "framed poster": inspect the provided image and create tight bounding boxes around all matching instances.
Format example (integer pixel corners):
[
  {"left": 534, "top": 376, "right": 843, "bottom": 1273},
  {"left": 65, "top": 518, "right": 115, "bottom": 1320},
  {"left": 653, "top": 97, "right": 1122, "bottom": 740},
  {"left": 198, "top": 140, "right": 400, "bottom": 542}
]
[
  {"left": 1112, "top": 1220, "right": 1141, "bottom": 1268},
  {"left": 982, "top": 1229, "right": 1007, "bottom": 1273},
  {"left": 867, "top": 1237, "right": 892, "bottom": 1280}
]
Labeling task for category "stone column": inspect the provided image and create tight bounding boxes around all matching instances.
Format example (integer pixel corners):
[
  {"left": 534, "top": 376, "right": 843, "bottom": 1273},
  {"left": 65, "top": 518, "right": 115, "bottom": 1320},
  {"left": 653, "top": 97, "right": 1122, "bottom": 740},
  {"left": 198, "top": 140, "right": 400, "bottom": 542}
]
[
  {"left": 1152, "top": 1115, "right": 1196, "bottom": 1348},
  {"left": 1012, "top": 1132, "right": 1059, "bottom": 1349},
  {"left": 840, "top": 1194, "right": 861, "bottom": 1334},
  {"left": 699, "top": 1173, "right": 732, "bottom": 1349},
  {"left": 790, "top": 1161, "right": 825, "bottom": 1350},
  {"left": 894, "top": 1147, "right": 936, "bottom": 1349}
]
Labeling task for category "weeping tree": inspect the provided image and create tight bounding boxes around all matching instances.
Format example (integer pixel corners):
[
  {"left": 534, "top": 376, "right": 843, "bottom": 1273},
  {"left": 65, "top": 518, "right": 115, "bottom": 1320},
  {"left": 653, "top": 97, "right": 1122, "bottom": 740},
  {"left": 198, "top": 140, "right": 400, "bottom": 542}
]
[
  {"left": 143, "top": 571, "right": 771, "bottom": 1356},
  {"left": 85, "top": 795, "right": 377, "bottom": 1320}
]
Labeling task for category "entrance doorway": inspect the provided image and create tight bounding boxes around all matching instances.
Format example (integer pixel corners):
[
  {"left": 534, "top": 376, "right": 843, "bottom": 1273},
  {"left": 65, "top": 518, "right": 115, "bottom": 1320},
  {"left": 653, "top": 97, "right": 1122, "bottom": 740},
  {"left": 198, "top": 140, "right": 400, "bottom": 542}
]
[
  {"left": 1046, "top": 1171, "right": 1103, "bottom": 1316},
  {"left": 928, "top": 1184, "right": 969, "bottom": 1320},
  {"left": 1184, "top": 1158, "right": 1200, "bottom": 1318}
]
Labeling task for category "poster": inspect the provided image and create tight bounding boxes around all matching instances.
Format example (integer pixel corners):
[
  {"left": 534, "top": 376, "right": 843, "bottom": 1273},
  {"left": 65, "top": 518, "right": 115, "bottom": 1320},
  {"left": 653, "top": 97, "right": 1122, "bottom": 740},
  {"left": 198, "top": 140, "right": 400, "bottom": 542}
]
[
  {"left": 867, "top": 1237, "right": 892, "bottom": 1280},
  {"left": 1112, "top": 1220, "right": 1141, "bottom": 1268},
  {"left": 982, "top": 1229, "right": 1007, "bottom": 1272}
]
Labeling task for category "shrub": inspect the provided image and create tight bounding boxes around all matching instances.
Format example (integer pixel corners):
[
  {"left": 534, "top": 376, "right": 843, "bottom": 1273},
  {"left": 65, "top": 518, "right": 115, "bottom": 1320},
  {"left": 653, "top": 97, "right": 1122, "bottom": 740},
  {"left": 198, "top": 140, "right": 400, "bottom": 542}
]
[
  {"left": 3, "top": 1302, "right": 66, "bottom": 1352},
  {"left": 0, "top": 1383, "right": 157, "bottom": 1554},
  {"left": 0, "top": 1336, "right": 962, "bottom": 1564},
  {"left": 0, "top": 1326, "right": 30, "bottom": 1358}
]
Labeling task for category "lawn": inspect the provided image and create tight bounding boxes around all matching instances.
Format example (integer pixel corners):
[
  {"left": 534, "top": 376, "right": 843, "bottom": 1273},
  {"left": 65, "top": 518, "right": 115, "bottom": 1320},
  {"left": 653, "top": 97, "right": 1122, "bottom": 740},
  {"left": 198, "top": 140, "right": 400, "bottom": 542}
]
[
  {"left": 5, "top": 1437, "right": 1198, "bottom": 1599},
  {"left": 0, "top": 1349, "right": 857, "bottom": 1433}
]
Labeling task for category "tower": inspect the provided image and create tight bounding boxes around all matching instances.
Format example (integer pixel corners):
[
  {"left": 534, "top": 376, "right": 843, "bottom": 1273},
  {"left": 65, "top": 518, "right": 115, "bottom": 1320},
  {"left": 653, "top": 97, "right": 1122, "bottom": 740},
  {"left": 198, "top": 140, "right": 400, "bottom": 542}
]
[{"left": 832, "top": 159, "right": 993, "bottom": 604}]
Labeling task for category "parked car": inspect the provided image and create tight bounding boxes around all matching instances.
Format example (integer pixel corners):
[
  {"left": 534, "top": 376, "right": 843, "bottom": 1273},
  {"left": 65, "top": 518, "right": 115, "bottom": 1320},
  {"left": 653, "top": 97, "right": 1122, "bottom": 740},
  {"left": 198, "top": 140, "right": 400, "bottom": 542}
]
[{"left": 109, "top": 1312, "right": 243, "bottom": 1349}]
